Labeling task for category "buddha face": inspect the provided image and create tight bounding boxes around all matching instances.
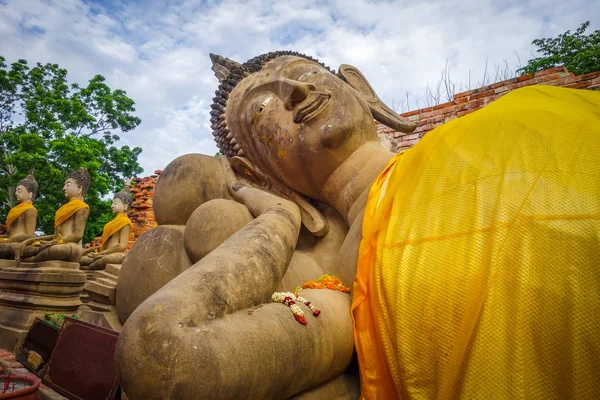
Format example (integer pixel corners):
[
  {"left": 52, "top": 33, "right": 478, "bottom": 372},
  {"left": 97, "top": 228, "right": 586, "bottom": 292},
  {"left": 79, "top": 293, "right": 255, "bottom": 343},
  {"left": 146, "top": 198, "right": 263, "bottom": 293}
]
[
  {"left": 112, "top": 198, "right": 127, "bottom": 214},
  {"left": 63, "top": 178, "right": 82, "bottom": 199},
  {"left": 226, "top": 56, "right": 378, "bottom": 200},
  {"left": 15, "top": 185, "right": 32, "bottom": 203}
]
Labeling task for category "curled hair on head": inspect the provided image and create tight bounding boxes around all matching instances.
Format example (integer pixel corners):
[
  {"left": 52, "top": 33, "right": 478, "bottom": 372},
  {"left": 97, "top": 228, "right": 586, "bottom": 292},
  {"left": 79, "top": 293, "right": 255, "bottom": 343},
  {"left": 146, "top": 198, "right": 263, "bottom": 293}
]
[
  {"left": 113, "top": 181, "right": 133, "bottom": 208},
  {"left": 17, "top": 171, "right": 38, "bottom": 200},
  {"left": 210, "top": 51, "right": 333, "bottom": 158},
  {"left": 67, "top": 167, "right": 91, "bottom": 196}
]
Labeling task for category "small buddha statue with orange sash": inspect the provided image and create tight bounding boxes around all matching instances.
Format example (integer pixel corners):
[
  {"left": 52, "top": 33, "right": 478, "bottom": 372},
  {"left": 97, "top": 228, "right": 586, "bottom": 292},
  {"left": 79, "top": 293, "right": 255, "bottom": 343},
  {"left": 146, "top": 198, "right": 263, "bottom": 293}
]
[
  {"left": 80, "top": 185, "right": 133, "bottom": 270},
  {"left": 0, "top": 173, "right": 39, "bottom": 260},
  {"left": 21, "top": 168, "right": 91, "bottom": 263}
]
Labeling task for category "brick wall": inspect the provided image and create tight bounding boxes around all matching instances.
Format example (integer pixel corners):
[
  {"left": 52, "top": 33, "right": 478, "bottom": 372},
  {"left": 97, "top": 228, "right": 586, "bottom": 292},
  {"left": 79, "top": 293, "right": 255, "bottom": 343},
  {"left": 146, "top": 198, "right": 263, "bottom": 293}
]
[
  {"left": 127, "top": 170, "right": 161, "bottom": 249},
  {"left": 378, "top": 67, "right": 600, "bottom": 152}
]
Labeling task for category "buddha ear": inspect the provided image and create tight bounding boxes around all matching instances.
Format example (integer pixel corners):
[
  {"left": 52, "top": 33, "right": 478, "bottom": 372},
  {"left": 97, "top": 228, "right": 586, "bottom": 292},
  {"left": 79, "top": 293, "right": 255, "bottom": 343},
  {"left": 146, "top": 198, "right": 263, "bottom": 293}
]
[
  {"left": 230, "top": 156, "right": 272, "bottom": 190},
  {"left": 337, "top": 64, "right": 417, "bottom": 133},
  {"left": 229, "top": 156, "right": 329, "bottom": 237}
]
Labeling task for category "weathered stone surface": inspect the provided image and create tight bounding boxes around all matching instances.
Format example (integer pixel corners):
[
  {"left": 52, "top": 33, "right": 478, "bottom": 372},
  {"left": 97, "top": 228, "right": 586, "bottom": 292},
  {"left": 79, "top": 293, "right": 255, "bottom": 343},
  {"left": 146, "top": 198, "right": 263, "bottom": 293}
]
[
  {"left": 154, "top": 154, "right": 232, "bottom": 225},
  {"left": 105, "top": 263, "right": 121, "bottom": 277},
  {"left": 184, "top": 199, "right": 253, "bottom": 263},
  {"left": 116, "top": 225, "right": 192, "bottom": 323}
]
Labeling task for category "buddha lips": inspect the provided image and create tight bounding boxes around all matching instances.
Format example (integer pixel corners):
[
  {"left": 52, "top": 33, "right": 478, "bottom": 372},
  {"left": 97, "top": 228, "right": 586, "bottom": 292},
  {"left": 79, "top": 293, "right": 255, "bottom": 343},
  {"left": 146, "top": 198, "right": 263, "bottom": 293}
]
[{"left": 271, "top": 292, "right": 321, "bottom": 326}]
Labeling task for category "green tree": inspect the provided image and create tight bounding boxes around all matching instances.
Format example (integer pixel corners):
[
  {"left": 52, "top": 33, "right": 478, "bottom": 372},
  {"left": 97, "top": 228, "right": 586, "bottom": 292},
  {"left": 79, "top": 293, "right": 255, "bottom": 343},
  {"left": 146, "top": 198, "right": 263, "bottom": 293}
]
[
  {"left": 518, "top": 21, "right": 600, "bottom": 75},
  {"left": 0, "top": 56, "right": 143, "bottom": 243}
]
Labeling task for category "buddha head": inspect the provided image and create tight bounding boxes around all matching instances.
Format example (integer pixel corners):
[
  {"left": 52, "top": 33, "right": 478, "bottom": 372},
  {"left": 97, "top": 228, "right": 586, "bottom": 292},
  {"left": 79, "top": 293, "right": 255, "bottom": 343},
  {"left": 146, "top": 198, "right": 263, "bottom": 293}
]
[
  {"left": 64, "top": 168, "right": 91, "bottom": 200},
  {"left": 209, "top": 51, "right": 415, "bottom": 201},
  {"left": 15, "top": 172, "right": 38, "bottom": 203},
  {"left": 112, "top": 183, "right": 133, "bottom": 214}
]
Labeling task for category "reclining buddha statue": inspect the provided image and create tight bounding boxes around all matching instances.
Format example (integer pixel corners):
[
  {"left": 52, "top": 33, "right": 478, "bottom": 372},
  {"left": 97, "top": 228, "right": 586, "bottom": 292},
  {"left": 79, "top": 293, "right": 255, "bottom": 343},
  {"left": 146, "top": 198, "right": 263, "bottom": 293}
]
[
  {"left": 0, "top": 172, "right": 38, "bottom": 262},
  {"left": 80, "top": 185, "right": 133, "bottom": 271},
  {"left": 116, "top": 51, "right": 600, "bottom": 399},
  {"left": 21, "top": 168, "right": 90, "bottom": 264}
]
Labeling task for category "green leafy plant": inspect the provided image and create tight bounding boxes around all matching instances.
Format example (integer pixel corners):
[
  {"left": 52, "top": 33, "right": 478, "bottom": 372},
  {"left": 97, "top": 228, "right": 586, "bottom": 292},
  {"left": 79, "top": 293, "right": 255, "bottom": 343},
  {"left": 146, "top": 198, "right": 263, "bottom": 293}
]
[
  {"left": 518, "top": 21, "right": 600, "bottom": 76},
  {"left": 0, "top": 56, "right": 143, "bottom": 242},
  {"left": 44, "top": 313, "right": 79, "bottom": 329}
]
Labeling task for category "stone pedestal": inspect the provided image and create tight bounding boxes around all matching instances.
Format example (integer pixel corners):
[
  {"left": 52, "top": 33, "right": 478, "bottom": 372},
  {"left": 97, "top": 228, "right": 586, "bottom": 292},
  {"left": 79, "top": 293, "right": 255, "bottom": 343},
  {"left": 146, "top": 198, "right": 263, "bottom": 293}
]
[
  {"left": 79, "top": 264, "right": 122, "bottom": 332},
  {"left": 0, "top": 260, "right": 85, "bottom": 351}
]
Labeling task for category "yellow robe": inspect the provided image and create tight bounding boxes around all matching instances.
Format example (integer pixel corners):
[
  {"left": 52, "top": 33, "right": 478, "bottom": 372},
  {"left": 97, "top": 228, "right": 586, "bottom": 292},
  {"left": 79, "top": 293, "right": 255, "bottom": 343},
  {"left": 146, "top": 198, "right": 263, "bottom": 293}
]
[
  {"left": 353, "top": 85, "right": 600, "bottom": 399},
  {"left": 6, "top": 202, "right": 35, "bottom": 227},
  {"left": 99, "top": 214, "right": 132, "bottom": 251},
  {"left": 54, "top": 199, "right": 89, "bottom": 228}
]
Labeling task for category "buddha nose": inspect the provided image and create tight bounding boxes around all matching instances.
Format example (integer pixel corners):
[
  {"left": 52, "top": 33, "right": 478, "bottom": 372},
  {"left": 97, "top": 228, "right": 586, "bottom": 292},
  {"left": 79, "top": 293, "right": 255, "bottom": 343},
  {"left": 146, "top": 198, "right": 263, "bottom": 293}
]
[{"left": 277, "top": 78, "right": 315, "bottom": 110}]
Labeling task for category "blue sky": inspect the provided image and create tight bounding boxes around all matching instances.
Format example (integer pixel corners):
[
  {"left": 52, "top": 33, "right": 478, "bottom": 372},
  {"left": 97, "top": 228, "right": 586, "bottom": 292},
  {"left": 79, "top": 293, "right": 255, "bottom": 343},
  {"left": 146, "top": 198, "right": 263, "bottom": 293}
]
[{"left": 1, "top": 0, "right": 598, "bottom": 175}]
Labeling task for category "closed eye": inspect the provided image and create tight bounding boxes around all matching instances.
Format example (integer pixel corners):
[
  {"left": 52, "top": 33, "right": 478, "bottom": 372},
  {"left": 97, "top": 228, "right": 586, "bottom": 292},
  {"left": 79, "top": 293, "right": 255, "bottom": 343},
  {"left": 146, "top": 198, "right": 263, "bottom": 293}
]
[{"left": 298, "top": 68, "right": 327, "bottom": 81}]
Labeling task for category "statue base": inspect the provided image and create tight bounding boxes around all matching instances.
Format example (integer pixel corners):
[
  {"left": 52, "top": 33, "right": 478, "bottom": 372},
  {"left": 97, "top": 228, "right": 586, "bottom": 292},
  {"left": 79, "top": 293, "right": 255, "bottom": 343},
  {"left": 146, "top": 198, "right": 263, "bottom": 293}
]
[
  {"left": 78, "top": 263, "right": 122, "bottom": 332},
  {"left": 0, "top": 260, "right": 85, "bottom": 351}
]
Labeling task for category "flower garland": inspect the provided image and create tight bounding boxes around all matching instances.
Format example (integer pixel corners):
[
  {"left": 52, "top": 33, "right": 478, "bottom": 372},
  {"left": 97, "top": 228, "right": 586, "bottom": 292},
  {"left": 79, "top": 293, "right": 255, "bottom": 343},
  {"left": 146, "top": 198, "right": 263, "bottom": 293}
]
[
  {"left": 271, "top": 292, "right": 321, "bottom": 325},
  {"left": 271, "top": 274, "right": 350, "bottom": 325},
  {"left": 296, "top": 274, "right": 350, "bottom": 294}
]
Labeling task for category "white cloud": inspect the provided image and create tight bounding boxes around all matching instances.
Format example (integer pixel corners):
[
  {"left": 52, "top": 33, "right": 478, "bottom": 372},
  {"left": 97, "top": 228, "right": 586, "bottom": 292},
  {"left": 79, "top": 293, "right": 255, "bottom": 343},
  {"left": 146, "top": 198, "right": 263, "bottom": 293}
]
[{"left": 1, "top": 0, "right": 598, "bottom": 175}]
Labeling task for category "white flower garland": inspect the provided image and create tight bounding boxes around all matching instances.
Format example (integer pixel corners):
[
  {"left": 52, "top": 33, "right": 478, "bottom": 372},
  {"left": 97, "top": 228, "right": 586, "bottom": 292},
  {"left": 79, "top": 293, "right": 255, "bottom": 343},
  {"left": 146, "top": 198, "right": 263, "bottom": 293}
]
[{"left": 271, "top": 292, "right": 321, "bottom": 325}]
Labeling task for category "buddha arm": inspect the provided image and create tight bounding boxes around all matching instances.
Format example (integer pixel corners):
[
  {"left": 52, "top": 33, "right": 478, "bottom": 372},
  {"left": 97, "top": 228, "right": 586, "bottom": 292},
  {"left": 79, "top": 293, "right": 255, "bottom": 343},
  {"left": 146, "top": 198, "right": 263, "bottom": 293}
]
[
  {"left": 116, "top": 186, "right": 304, "bottom": 398},
  {"left": 6, "top": 209, "right": 37, "bottom": 243},
  {"left": 57, "top": 208, "right": 89, "bottom": 243},
  {"left": 21, "top": 235, "right": 53, "bottom": 247},
  {"left": 98, "top": 225, "right": 130, "bottom": 255},
  {"left": 81, "top": 246, "right": 99, "bottom": 256}
]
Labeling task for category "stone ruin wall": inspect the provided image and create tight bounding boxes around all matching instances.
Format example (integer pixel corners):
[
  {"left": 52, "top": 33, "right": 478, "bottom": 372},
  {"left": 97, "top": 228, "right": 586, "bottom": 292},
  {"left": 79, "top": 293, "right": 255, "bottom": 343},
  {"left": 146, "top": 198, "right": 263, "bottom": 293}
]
[{"left": 378, "top": 66, "right": 600, "bottom": 152}]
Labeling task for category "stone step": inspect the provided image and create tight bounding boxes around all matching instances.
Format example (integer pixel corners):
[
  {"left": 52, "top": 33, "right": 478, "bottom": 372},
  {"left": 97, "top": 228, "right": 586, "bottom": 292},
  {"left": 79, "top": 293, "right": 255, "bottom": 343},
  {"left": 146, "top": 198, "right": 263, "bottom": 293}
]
[
  {"left": 96, "top": 277, "right": 117, "bottom": 288},
  {"left": 84, "top": 280, "right": 115, "bottom": 303},
  {"left": 105, "top": 264, "right": 121, "bottom": 277},
  {"left": 93, "top": 270, "right": 118, "bottom": 283}
]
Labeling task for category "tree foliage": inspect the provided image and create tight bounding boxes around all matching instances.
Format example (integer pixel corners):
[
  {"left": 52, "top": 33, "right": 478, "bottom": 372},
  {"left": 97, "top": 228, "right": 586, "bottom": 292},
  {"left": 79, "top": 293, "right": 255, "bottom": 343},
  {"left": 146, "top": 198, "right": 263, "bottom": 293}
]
[
  {"left": 0, "top": 56, "right": 143, "bottom": 243},
  {"left": 518, "top": 21, "right": 600, "bottom": 75}
]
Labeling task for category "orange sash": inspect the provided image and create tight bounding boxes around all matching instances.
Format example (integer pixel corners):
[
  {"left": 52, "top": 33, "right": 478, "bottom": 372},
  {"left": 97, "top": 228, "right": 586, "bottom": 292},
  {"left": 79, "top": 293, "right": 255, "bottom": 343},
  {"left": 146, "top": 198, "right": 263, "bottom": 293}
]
[
  {"left": 100, "top": 214, "right": 132, "bottom": 251},
  {"left": 6, "top": 202, "right": 36, "bottom": 227},
  {"left": 54, "top": 199, "right": 89, "bottom": 228}
]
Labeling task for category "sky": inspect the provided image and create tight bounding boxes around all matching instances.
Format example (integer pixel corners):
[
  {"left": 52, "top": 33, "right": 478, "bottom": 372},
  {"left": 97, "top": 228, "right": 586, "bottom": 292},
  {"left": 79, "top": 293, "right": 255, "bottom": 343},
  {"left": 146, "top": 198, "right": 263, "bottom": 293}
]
[{"left": 1, "top": 0, "right": 598, "bottom": 175}]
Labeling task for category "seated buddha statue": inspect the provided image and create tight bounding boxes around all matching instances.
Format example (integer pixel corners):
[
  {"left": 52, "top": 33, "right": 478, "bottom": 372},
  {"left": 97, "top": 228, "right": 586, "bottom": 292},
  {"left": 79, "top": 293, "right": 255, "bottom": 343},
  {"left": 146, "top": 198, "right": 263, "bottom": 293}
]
[
  {"left": 80, "top": 185, "right": 133, "bottom": 270},
  {"left": 116, "top": 51, "right": 600, "bottom": 399},
  {"left": 0, "top": 173, "right": 38, "bottom": 261},
  {"left": 21, "top": 168, "right": 91, "bottom": 264}
]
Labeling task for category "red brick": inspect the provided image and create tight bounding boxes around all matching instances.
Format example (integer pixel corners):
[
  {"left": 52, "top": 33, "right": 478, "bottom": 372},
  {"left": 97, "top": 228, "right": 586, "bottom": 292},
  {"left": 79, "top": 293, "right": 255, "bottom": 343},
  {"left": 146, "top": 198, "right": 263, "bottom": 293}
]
[
  {"left": 491, "top": 78, "right": 515, "bottom": 89},
  {"left": 421, "top": 114, "right": 446, "bottom": 125},
  {"left": 419, "top": 109, "right": 442, "bottom": 119},
  {"left": 433, "top": 100, "right": 454, "bottom": 111},
  {"left": 574, "top": 71, "right": 600, "bottom": 81},
  {"left": 455, "top": 96, "right": 469, "bottom": 104},
  {"left": 591, "top": 77, "right": 600, "bottom": 86},
  {"left": 518, "top": 73, "right": 533, "bottom": 82},
  {"left": 542, "top": 73, "right": 561, "bottom": 82},
  {"left": 494, "top": 86, "right": 509, "bottom": 94},
  {"left": 468, "top": 100, "right": 484, "bottom": 109},
  {"left": 533, "top": 66, "right": 566, "bottom": 77},
  {"left": 401, "top": 109, "right": 420, "bottom": 117},
  {"left": 474, "top": 84, "right": 493, "bottom": 94},
  {"left": 455, "top": 103, "right": 469, "bottom": 112},
  {"left": 470, "top": 89, "right": 495, "bottom": 100},
  {"left": 564, "top": 81, "right": 591, "bottom": 89},
  {"left": 454, "top": 89, "right": 476, "bottom": 99}
]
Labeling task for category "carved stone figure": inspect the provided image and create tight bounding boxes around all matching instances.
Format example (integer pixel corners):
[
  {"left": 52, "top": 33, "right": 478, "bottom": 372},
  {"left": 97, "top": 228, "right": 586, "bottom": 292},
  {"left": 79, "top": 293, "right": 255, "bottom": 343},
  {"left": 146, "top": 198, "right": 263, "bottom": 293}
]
[
  {"left": 115, "top": 153, "right": 347, "bottom": 325},
  {"left": 0, "top": 173, "right": 38, "bottom": 260},
  {"left": 116, "top": 51, "right": 600, "bottom": 399},
  {"left": 0, "top": 168, "right": 92, "bottom": 350},
  {"left": 20, "top": 168, "right": 90, "bottom": 263},
  {"left": 80, "top": 185, "right": 133, "bottom": 270}
]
